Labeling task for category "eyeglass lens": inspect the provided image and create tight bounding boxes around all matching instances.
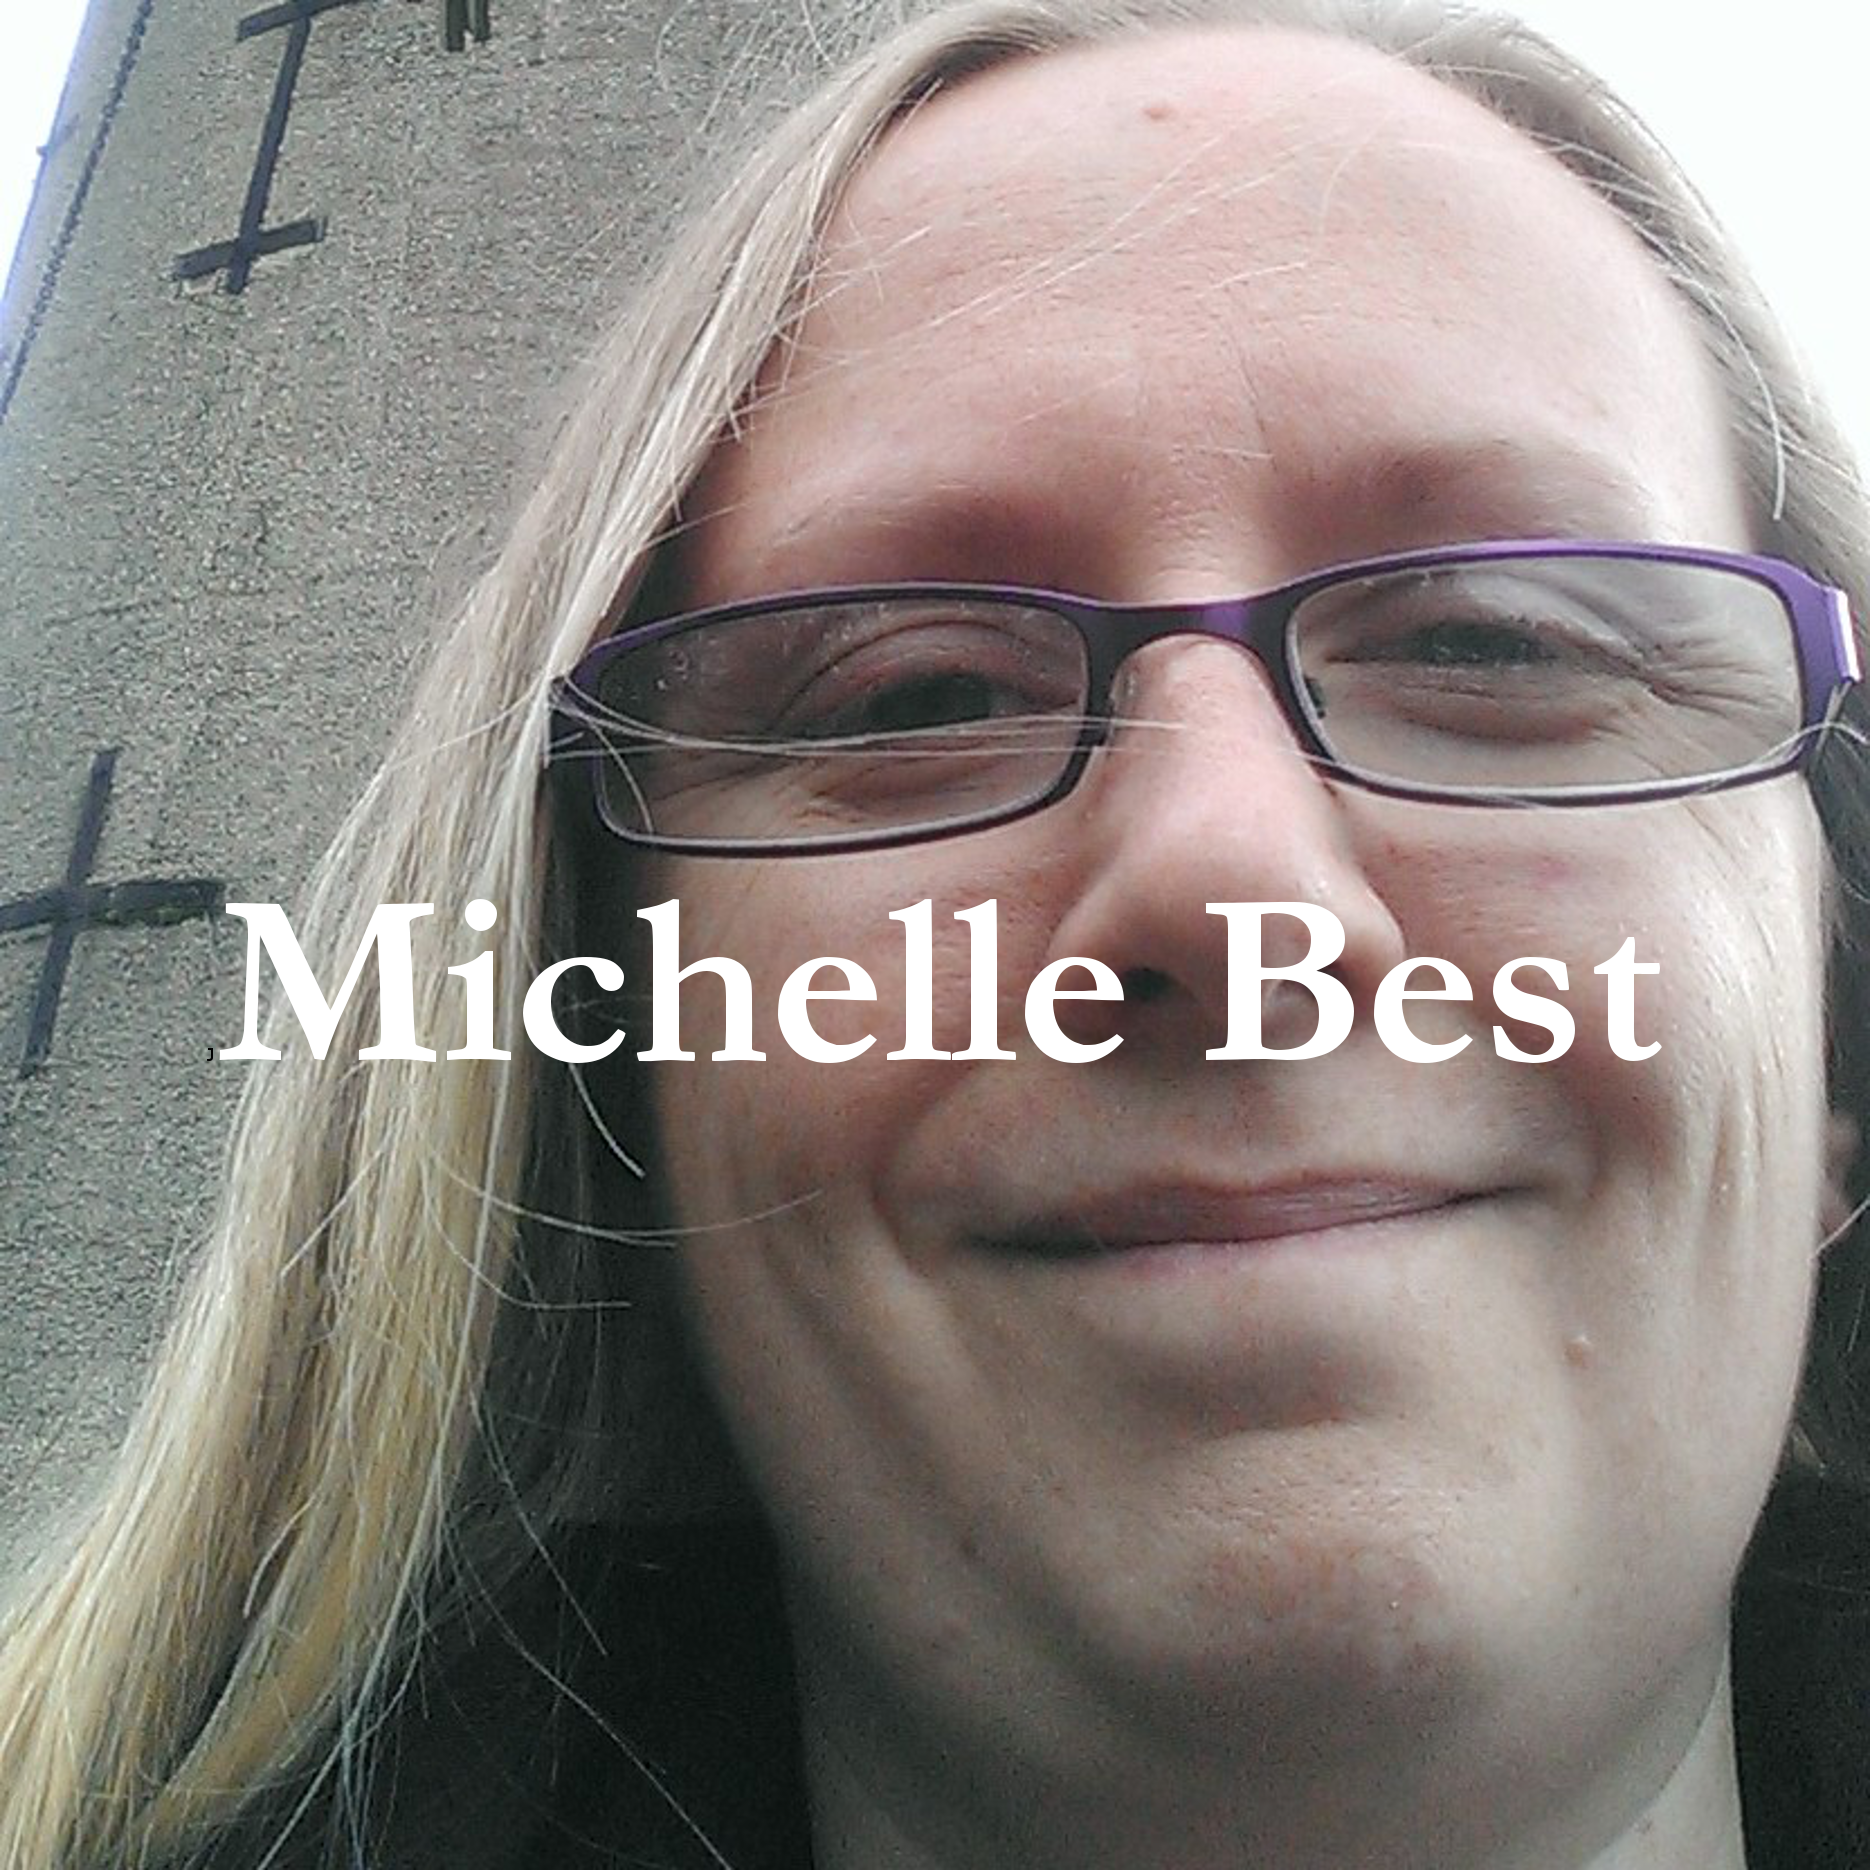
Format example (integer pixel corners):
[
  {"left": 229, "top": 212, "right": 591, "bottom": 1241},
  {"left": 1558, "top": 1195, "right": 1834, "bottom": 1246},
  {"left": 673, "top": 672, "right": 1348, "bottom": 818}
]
[
  {"left": 1291, "top": 557, "right": 1798, "bottom": 796},
  {"left": 583, "top": 555, "right": 1803, "bottom": 847},
  {"left": 589, "top": 599, "right": 1090, "bottom": 845}
]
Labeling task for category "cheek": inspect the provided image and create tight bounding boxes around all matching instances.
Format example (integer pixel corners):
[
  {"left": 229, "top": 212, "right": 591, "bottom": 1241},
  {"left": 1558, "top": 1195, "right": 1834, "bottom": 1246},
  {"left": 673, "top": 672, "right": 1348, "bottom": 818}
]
[
  {"left": 1335, "top": 797, "right": 1829, "bottom": 1619},
  {"left": 1375, "top": 790, "right": 1827, "bottom": 1099},
  {"left": 1406, "top": 792, "right": 1828, "bottom": 1421},
  {"left": 640, "top": 858, "right": 1051, "bottom": 1223}
]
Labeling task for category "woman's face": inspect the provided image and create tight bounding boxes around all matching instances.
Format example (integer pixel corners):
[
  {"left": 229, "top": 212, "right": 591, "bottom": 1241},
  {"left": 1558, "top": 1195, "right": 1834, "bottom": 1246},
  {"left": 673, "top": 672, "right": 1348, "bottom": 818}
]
[{"left": 634, "top": 27, "right": 1838, "bottom": 1858}]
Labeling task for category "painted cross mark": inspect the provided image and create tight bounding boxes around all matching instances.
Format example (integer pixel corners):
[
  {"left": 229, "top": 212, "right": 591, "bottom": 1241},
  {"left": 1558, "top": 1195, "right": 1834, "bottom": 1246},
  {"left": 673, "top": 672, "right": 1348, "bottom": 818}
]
[
  {"left": 445, "top": 0, "right": 491, "bottom": 50},
  {"left": 1, "top": 750, "right": 225, "bottom": 1079},
  {"left": 173, "top": 0, "right": 370, "bottom": 293}
]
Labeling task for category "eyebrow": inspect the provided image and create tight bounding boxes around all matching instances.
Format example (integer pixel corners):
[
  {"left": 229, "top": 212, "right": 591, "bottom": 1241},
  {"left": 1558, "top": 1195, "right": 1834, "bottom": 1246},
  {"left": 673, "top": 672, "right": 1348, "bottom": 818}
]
[
  {"left": 723, "top": 476, "right": 1062, "bottom": 590},
  {"left": 1331, "top": 438, "right": 1672, "bottom": 543},
  {"left": 728, "top": 434, "right": 1676, "bottom": 595}
]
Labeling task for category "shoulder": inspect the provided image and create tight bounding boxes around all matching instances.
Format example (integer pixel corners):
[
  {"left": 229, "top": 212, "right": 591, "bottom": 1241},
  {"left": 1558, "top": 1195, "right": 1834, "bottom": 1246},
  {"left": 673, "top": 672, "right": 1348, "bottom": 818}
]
[
  {"left": 173, "top": 1520, "right": 811, "bottom": 1870},
  {"left": 1734, "top": 1471, "right": 1870, "bottom": 1870}
]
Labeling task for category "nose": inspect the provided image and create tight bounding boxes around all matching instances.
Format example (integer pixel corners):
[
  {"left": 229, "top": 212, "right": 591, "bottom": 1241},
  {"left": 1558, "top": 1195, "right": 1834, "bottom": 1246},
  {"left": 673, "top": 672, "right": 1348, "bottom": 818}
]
[{"left": 1045, "top": 636, "right": 1409, "bottom": 1054}]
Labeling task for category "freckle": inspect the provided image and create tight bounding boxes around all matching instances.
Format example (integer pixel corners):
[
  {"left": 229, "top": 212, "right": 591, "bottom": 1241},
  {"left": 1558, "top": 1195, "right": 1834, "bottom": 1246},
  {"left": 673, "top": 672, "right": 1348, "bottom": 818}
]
[{"left": 1564, "top": 1333, "right": 1596, "bottom": 1369}]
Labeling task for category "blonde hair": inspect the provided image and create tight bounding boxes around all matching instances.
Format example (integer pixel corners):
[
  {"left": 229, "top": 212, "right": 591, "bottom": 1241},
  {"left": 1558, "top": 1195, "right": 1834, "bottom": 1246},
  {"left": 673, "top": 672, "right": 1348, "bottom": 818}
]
[{"left": 5, "top": 2, "right": 1868, "bottom": 1865}]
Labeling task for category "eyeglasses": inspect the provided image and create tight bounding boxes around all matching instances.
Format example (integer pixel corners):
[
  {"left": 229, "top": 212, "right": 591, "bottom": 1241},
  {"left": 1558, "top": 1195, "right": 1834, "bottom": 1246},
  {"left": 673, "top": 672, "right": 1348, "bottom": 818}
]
[{"left": 547, "top": 539, "right": 1859, "bottom": 856}]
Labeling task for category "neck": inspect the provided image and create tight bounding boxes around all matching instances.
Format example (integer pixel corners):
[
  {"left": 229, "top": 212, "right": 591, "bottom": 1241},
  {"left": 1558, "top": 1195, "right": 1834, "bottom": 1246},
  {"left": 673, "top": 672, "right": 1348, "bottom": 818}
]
[{"left": 796, "top": 1647, "right": 1749, "bottom": 1870}]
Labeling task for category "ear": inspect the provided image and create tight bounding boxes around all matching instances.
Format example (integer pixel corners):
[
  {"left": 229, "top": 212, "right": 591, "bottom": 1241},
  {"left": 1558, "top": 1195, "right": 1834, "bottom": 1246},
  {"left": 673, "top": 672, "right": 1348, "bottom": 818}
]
[{"left": 1821, "top": 1108, "right": 1861, "bottom": 1251}]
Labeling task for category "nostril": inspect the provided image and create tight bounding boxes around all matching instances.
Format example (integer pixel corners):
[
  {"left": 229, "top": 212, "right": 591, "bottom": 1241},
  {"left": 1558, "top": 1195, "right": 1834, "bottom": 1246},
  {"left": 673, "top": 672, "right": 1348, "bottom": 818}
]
[{"left": 1123, "top": 966, "right": 1173, "bottom": 1005}]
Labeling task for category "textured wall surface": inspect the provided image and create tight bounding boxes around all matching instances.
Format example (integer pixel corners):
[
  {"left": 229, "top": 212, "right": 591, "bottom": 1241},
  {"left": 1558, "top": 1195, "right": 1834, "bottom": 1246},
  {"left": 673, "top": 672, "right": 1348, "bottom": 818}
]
[{"left": 0, "top": 0, "right": 898, "bottom": 1566}]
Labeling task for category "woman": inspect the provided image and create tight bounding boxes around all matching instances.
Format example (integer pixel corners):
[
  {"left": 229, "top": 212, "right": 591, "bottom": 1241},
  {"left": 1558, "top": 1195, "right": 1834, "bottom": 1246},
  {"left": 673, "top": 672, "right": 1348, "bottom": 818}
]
[{"left": 4, "top": 1, "right": 1868, "bottom": 1865}]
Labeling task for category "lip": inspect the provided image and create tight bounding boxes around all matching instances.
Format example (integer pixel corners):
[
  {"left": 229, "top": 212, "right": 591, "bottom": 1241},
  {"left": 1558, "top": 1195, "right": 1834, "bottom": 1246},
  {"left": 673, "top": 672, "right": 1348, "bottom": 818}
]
[{"left": 975, "top": 1178, "right": 1489, "bottom": 1263}]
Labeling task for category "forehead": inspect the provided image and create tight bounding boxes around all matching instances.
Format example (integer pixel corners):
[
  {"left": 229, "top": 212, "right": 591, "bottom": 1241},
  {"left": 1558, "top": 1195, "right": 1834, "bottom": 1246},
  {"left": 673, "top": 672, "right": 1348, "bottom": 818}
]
[
  {"left": 688, "top": 26, "right": 1743, "bottom": 595},
  {"left": 827, "top": 26, "right": 1669, "bottom": 334},
  {"left": 841, "top": 27, "right": 1574, "bottom": 248}
]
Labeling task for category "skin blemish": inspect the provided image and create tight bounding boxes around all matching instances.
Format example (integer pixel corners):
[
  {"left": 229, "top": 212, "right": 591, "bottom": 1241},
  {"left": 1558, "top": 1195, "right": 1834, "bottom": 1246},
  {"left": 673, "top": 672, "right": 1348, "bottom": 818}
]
[
  {"left": 1564, "top": 1333, "right": 1596, "bottom": 1370},
  {"left": 1142, "top": 98, "right": 1175, "bottom": 122}
]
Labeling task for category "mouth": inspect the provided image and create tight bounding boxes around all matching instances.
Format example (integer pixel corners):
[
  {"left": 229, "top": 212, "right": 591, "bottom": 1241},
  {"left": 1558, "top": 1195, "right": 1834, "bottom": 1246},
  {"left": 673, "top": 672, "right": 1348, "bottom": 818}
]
[{"left": 973, "top": 1180, "right": 1490, "bottom": 1263}]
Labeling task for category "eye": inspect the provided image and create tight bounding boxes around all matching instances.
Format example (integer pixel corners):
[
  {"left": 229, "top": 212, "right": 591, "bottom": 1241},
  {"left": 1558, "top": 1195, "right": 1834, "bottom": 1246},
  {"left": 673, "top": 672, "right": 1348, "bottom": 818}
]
[
  {"left": 1367, "top": 615, "right": 1564, "bottom": 669},
  {"left": 1288, "top": 569, "right": 1669, "bottom": 766},
  {"left": 590, "top": 598, "right": 1093, "bottom": 842},
  {"left": 772, "top": 606, "right": 1086, "bottom": 744},
  {"left": 1295, "top": 569, "right": 1650, "bottom": 692},
  {"left": 800, "top": 660, "right": 1049, "bottom": 739}
]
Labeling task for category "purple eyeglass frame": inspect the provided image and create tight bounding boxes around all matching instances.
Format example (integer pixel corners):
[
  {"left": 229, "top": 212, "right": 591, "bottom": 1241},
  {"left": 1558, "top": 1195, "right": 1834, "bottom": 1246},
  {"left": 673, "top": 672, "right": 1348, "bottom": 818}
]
[{"left": 547, "top": 538, "right": 1860, "bottom": 856}]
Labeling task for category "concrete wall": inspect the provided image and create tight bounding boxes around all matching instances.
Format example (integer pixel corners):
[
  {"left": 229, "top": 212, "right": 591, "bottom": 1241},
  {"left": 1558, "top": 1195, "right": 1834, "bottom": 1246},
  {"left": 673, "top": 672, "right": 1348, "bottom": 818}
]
[{"left": 0, "top": 0, "right": 894, "bottom": 1565}]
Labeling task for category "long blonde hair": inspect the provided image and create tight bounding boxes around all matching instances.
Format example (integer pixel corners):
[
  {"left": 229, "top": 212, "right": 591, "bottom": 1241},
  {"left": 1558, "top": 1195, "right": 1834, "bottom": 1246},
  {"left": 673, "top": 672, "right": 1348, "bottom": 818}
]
[{"left": 5, "top": 2, "right": 1868, "bottom": 1864}]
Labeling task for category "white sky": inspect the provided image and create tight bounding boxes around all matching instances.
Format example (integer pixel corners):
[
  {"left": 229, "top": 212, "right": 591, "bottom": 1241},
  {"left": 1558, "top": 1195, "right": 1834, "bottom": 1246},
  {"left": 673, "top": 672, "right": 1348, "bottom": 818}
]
[
  {"left": 3, "top": 2, "right": 1868, "bottom": 465},
  {"left": 2, "top": 1, "right": 91, "bottom": 302}
]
